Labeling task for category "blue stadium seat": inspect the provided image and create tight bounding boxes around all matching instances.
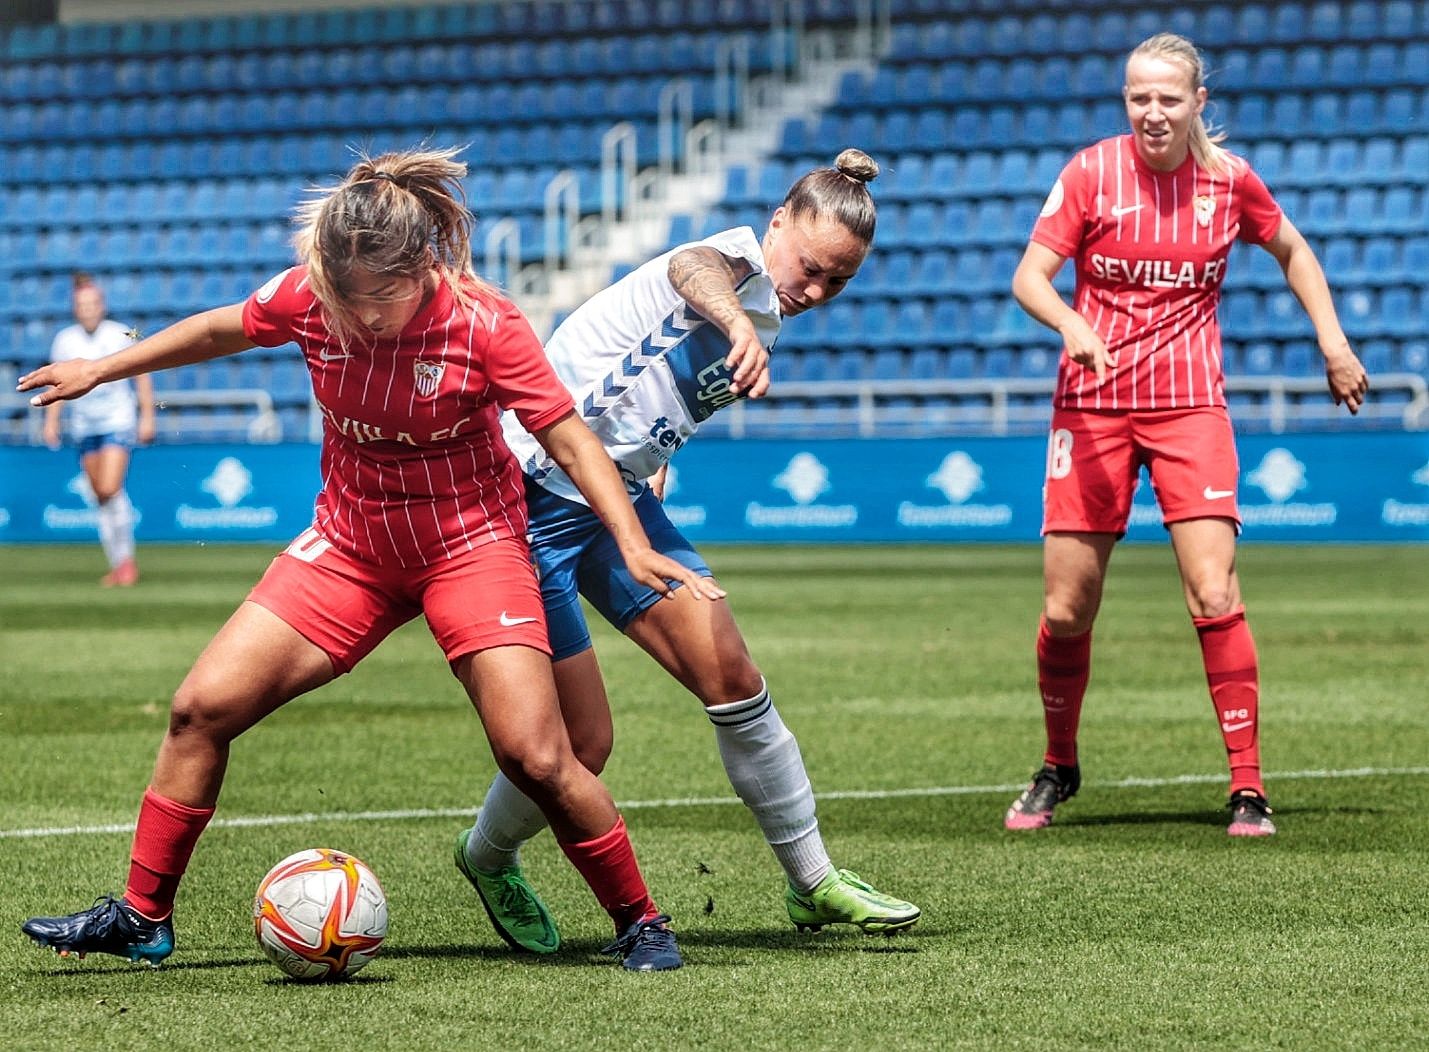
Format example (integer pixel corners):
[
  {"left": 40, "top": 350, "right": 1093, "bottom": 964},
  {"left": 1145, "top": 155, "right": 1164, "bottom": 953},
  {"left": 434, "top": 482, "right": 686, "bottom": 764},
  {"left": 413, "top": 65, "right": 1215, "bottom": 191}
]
[
  {"left": 1378, "top": 187, "right": 1422, "bottom": 234},
  {"left": 910, "top": 251, "right": 950, "bottom": 296},
  {"left": 871, "top": 348, "right": 905, "bottom": 381},
  {"left": 1361, "top": 238, "right": 1400, "bottom": 283}
]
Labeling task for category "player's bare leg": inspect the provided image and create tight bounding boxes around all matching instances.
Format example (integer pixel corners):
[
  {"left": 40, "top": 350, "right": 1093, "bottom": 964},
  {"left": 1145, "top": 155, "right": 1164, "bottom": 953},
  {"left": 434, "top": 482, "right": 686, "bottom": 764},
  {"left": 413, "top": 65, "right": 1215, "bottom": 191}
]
[
  {"left": 456, "top": 646, "right": 677, "bottom": 968},
  {"left": 456, "top": 648, "right": 613, "bottom": 954},
  {"left": 23, "top": 603, "right": 337, "bottom": 965}
]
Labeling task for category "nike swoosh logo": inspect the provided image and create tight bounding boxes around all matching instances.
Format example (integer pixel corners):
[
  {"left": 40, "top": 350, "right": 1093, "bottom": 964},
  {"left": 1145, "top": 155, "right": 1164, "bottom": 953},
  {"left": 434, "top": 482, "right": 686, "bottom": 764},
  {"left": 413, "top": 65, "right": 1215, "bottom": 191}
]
[
  {"left": 1203, "top": 487, "right": 1235, "bottom": 500},
  {"left": 1110, "top": 203, "right": 1143, "bottom": 217},
  {"left": 319, "top": 351, "right": 353, "bottom": 361},
  {"left": 1221, "top": 719, "right": 1254, "bottom": 733},
  {"left": 499, "top": 612, "right": 538, "bottom": 627}
]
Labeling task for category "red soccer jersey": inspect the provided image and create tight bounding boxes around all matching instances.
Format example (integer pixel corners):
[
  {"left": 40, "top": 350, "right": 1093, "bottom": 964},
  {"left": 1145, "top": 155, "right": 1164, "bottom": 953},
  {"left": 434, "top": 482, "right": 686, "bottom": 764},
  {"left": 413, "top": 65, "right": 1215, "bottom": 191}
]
[
  {"left": 242, "top": 266, "right": 574, "bottom": 568},
  {"left": 1031, "top": 134, "right": 1282, "bottom": 411}
]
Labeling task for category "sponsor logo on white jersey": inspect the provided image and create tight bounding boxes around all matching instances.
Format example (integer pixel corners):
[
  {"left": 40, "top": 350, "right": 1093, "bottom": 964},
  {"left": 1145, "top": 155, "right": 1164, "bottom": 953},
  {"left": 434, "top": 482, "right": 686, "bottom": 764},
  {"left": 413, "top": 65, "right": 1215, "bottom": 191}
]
[
  {"left": 897, "top": 451, "right": 1013, "bottom": 528},
  {"left": 1241, "top": 449, "right": 1336, "bottom": 527},
  {"left": 176, "top": 457, "right": 278, "bottom": 529},
  {"left": 1382, "top": 460, "right": 1429, "bottom": 527},
  {"left": 746, "top": 453, "right": 857, "bottom": 529}
]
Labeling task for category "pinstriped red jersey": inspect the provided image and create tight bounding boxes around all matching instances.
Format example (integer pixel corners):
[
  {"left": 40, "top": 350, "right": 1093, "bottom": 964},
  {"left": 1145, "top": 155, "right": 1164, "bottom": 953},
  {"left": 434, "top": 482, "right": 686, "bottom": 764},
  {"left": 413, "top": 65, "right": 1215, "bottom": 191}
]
[
  {"left": 242, "top": 266, "right": 574, "bottom": 568},
  {"left": 1031, "top": 134, "right": 1282, "bottom": 412}
]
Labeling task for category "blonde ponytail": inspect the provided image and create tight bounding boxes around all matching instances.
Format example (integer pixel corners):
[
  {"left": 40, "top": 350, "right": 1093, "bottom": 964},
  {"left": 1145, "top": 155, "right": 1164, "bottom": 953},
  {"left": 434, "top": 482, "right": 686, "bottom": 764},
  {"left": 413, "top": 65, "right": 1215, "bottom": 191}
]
[{"left": 293, "top": 145, "right": 495, "bottom": 344}]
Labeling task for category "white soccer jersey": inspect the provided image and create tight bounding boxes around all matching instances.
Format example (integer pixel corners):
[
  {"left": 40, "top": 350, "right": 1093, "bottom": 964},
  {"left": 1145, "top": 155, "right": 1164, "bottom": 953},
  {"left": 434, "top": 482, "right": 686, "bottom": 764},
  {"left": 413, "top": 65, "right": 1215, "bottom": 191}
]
[
  {"left": 49, "top": 320, "right": 138, "bottom": 438},
  {"left": 504, "top": 226, "right": 782, "bottom": 504}
]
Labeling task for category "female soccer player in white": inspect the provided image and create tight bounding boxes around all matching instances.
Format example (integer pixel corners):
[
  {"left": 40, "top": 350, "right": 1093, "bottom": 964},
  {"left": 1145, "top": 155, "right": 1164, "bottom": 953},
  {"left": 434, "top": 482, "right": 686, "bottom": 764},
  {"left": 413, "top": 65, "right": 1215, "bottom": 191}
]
[
  {"left": 44, "top": 274, "right": 155, "bottom": 586},
  {"left": 1004, "top": 34, "right": 1368, "bottom": 836},
  {"left": 454, "top": 149, "right": 919, "bottom": 955},
  {"left": 18, "top": 148, "right": 722, "bottom": 972}
]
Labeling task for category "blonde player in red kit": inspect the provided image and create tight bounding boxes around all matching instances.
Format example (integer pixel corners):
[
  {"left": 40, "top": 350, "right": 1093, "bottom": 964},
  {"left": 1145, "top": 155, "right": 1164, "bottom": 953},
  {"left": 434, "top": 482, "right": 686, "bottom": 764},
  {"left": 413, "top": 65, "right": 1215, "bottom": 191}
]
[
  {"left": 17, "top": 148, "right": 719, "bottom": 971},
  {"left": 1005, "top": 34, "right": 1368, "bottom": 837}
]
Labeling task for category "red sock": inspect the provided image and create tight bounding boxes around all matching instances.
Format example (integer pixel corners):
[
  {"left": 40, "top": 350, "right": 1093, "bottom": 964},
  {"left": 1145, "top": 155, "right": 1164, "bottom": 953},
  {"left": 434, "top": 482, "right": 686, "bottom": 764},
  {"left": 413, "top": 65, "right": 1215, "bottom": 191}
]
[
  {"left": 1038, "top": 617, "right": 1091, "bottom": 768},
  {"left": 1194, "top": 607, "right": 1263, "bottom": 797},
  {"left": 558, "top": 815, "right": 657, "bottom": 933},
  {"left": 124, "top": 788, "right": 215, "bottom": 920}
]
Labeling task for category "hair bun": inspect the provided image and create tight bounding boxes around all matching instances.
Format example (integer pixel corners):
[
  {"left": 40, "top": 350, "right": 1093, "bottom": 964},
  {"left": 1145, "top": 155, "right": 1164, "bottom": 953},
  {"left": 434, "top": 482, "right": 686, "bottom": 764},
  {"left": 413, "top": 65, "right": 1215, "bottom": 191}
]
[{"left": 835, "top": 148, "right": 879, "bottom": 184}]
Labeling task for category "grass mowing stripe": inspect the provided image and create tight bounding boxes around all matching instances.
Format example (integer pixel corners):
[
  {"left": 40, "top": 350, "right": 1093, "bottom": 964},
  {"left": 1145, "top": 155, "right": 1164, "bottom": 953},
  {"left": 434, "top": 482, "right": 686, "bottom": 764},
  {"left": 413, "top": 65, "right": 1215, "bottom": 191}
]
[{"left": 7, "top": 764, "right": 1427, "bottom": 840}]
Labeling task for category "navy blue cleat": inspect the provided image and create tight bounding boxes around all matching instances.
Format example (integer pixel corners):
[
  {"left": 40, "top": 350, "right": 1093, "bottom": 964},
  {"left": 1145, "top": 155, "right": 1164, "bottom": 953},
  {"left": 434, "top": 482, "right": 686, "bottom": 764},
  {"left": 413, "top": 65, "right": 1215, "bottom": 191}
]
[
  {"left": 22, "top": 895, "right": 174, "bottom": 967},
  {"left": 601, "top": 913, "right": 682, "bottom": 972}
]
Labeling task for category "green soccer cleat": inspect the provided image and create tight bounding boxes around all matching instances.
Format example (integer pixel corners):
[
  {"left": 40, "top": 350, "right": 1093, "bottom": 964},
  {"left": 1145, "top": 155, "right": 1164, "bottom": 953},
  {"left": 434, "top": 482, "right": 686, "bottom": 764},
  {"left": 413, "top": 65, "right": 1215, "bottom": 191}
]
[
  {"left": 786, "top": 869, "right": 921, "bottom": 935},
  {"left": 453, "top": 828, "right": 560, "bottom": 955}
]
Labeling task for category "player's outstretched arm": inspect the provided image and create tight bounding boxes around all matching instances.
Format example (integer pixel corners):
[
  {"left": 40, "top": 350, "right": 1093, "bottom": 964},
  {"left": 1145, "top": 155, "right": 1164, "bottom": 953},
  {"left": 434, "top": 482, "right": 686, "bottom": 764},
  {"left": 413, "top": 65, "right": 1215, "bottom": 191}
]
[
  {"left": 668, "top": 246, "right": 770, "bottom": 398},
  {"left": 1259, "top": 216, "right": 1369, "bottom": 414},
  {"left": 534, "top": 412, "right": 726, "bottom": 602},
  {"left": 18, "top": 304, "right": 254, "bottom": 407}
]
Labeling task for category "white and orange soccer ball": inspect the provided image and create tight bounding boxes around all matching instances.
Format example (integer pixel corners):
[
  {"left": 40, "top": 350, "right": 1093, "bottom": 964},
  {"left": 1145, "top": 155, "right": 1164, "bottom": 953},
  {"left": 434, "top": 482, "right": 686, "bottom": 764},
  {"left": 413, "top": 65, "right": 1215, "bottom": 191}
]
[{"left": 253, "top": 848, "right": 388, "bottom": 980}]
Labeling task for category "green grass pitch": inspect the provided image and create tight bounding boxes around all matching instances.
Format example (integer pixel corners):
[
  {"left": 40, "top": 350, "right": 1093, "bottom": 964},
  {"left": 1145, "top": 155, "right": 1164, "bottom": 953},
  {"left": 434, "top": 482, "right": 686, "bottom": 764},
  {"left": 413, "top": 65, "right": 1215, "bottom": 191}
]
[{"left": 2, "top": 542, "right": 1427, "bottom": 1051}]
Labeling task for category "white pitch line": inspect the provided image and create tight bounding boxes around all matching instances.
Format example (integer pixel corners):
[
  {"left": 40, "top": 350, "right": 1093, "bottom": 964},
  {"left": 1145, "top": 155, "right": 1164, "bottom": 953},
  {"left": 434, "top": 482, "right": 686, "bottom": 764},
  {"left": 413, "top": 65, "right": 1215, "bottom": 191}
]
[{"left": 4, "top": 765, "right": 1427, "bottom": 841}]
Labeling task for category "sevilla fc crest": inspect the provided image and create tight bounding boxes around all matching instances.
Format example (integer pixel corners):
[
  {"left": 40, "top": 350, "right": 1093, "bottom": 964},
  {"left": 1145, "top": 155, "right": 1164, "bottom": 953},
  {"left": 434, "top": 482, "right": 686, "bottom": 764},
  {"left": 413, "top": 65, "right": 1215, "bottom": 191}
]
[
  {"left": 413, "top": 360, "right": 445, "bottom": 398},
  {"left": 1193, "top": 194, "right": 1216, "bottom": 228}
]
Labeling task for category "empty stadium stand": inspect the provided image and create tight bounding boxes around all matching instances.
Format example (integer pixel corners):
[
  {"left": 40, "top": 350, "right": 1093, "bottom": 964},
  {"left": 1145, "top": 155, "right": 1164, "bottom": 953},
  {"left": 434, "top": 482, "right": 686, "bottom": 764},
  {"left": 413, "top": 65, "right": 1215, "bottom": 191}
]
[{"left": 1, "top": 0, "right": 1426, "bottom": 441}]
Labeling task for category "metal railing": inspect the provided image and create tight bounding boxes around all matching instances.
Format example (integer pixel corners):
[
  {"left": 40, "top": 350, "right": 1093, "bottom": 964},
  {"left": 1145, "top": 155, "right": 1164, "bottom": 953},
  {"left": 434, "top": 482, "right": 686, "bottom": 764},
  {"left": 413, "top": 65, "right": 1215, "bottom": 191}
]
[
  {"left": 1, "top": 387, "right": 282, "bottom": 445},
  {"left": 709, "top": 373, "right": 1429, "bottom": 439}
]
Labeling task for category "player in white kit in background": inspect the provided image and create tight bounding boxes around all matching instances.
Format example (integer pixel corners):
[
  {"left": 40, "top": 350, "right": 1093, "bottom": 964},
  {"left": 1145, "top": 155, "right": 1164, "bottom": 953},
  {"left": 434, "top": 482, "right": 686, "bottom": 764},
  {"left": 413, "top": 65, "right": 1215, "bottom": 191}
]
[
  {"left": 44, "top": 274, "right": 154, "bottom": 586},
  {"left": 456, "top": 150, "right": 921, "bottom": 954}
]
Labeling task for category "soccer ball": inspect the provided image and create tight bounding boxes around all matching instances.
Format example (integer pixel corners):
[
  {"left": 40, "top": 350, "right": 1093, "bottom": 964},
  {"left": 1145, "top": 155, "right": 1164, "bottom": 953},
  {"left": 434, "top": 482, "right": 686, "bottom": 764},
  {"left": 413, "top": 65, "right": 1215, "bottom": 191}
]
[{"left": 253, "top": 848, "right": 388, "bottom": 981}]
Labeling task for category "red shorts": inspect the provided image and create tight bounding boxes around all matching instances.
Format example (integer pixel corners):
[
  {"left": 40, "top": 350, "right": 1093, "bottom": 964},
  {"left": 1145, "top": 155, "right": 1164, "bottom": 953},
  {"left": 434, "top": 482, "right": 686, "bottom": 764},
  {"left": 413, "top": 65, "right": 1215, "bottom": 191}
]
[
  {"left": 1042, "top": 406, "right": 1241, "bottom": 535},
  {"left": 247, "top": 528, "right": 549, "bottom": 674}
]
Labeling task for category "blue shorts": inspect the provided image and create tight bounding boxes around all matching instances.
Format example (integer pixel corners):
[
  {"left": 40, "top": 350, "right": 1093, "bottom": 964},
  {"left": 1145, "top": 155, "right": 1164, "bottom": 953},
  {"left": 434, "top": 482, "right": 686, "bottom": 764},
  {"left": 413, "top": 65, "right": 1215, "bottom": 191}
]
[
  {"left": 76, "top": 429, "right": 136, "bottom": 456},
  {"left": 525, "top": 476, "right": 710, "bottom": 661}
]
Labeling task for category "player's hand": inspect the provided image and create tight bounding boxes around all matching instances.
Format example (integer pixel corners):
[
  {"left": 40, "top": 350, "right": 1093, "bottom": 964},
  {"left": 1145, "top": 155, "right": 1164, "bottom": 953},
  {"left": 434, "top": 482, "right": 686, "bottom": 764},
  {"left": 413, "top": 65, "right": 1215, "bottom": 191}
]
[
  {"left": 17, "top": 359, "right": 102, "bottom": 406},
  {"left": 41, "top": 420, "right": 61, "bottom": 451},
  {"left": 1323, "top": 343, "right": 1368, "bottom": 415},
  {"left": 725, "top": 316, "right": 770, "bottom": 399},
  {"left": 649, "top": 464, "right": 669, "bottom": 502},
  {"left": 1058, "top": 313, "right": 1110, "bottom": 383},
  {"left": 623, "top": 547, "right": 727, "bottom": 602},
  {"left": 138, "top": 416, "right": 157, "bottom": 446}
]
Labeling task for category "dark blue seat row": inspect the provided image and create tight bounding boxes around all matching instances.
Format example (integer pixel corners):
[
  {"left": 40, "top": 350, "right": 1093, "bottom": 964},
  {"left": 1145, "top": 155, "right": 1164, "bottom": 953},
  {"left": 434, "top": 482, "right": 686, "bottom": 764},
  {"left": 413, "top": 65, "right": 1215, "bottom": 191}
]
[
  {"left": 0, "top": 35, "right": 776, "bottom": 104},
  {"left": 0, "top": 0, "right": 804, "bottom": 60},
  {"left": 888, "top": 1, "right": 1424, "bottom": 60},
  {"left": 0, "top": 123, "right": 654, "bottom": 186},
  {"left": 842, "top": 44, "right": 1429, "bottom": 113}
]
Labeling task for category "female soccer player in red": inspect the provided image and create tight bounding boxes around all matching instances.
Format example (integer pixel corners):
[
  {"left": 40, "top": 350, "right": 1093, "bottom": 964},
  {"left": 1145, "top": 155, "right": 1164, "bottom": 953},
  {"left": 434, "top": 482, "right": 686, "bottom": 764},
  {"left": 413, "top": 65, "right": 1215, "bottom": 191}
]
[
  {"left": 1004, "top": 34, "right": 1368, "bottom": 836},
  {"left": 17, "top": 148, "right": 720, "bottom": 971}
]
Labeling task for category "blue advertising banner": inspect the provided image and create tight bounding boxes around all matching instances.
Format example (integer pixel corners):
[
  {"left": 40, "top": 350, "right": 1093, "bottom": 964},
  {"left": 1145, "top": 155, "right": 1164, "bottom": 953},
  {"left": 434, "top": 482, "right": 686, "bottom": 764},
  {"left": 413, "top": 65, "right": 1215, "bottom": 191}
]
[
  {"left": 0, "top": 444, "right": 320, "bottom": 544},
  {"left": 1, "top": 433, "right": 1427, "bottom": 544}
]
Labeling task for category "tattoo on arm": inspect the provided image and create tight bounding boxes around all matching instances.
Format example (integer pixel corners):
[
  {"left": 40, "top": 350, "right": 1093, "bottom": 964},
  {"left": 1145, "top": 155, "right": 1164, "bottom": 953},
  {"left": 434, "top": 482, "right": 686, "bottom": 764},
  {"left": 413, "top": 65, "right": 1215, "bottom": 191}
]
[{"left": 667, "top": 248, "right": 755, "bottom": 335}]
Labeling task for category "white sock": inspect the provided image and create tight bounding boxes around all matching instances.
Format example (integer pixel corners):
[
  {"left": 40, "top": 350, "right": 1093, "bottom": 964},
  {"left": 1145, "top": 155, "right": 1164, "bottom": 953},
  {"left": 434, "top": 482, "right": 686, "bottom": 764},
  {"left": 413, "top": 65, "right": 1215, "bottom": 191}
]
[
  {"left": 97, "top": 491, "right": 134, "bottom": 568},
  {"left": 707, "top": 680, "right": 833, "bottom": 893},
  {"left": 464, "top": 771, "right": 549, "bottom": 872}
]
